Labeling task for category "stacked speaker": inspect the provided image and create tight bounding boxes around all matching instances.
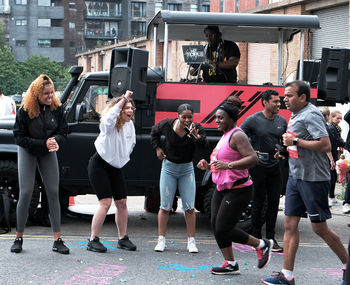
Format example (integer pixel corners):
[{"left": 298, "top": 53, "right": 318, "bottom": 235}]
[
  {"left": 317, "top": 48, "right": 350, "bottom": 103},
  {"left": 109, "top": 47, "right": 149, "bottom": 101}
]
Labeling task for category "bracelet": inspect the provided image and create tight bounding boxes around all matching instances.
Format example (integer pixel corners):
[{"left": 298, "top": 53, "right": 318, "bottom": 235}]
[{"left": 122, "top": 95, "right": 130, "bottom": 102}]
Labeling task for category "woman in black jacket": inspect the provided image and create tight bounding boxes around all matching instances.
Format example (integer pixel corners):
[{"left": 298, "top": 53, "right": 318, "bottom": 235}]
[{"left": 11, "top": 74, "right": 69, "bottom": 254}]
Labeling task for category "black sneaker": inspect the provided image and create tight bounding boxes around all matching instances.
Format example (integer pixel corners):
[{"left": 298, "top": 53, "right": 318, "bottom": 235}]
[
  {"left": 210, "top": 260, "right": 240, "bottom": 275},
  {"left": 11, "top": 237, "right": 23, "bottom": 253},
  {"left": 117, "top": 235, "right": 136, "bottom": 251},
  {"left": 256, "top": 238, "right": 273, "bottom": 269},
  {"left": 87, "top": 237, "right": 107, "bottom": 253},
  {"left": 52, "top": 238, "right": 70, "bottom": 254},
  {"left": 271, "top": 239, "right": 283, "bottom": 252}
]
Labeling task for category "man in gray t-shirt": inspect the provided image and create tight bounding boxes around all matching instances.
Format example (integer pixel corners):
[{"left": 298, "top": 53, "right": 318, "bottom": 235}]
[{"left": 262, "top": 80, "right": 348, "bottom": 285}]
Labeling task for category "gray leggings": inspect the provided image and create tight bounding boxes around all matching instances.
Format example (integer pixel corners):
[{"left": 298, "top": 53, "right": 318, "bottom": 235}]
[{"left": 17, "top": 147, "right": 61, "bottom": 233}]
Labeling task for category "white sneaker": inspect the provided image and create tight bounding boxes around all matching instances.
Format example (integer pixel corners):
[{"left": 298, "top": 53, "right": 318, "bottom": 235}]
[
  {"left": 154, "top": 236, "right": 166, "bottom": 252},
  {"left": 343, "top": 203, "right": 350, "bottom": 213},
  {"left": 331, "top": 198, "right": 343, "bottom": 206},
  {"left": 187, "top": 237, "right": 198, "bottom": 253}
]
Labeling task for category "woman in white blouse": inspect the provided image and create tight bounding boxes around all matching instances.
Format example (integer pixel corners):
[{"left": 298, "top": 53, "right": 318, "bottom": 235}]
[{"left": 87, "top": 90, "right": 137, "bottom": 253}]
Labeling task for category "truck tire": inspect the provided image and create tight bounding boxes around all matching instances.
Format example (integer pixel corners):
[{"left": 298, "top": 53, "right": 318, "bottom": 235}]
[
  {"left": 0, "top": 160, "right": 40, "bottom": 225},
  {"left": 144, "top": 192, "right": 178, "bottom": 213},
  {"left": 202, "top": 184, "right": 252, "bottom": 232}
]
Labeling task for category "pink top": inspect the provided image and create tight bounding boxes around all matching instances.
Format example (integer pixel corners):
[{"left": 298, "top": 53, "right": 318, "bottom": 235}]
[{"left": 211, "top": 127, "right": 252, "bottom": 191}]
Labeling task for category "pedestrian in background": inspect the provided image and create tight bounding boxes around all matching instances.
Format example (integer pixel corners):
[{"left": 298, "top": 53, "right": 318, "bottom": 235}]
[
  {"left": 197, "top": 96, "right": 273, "bottom": 275},
  {"left": 328, "top": 110, "right": 345, "bottom": 206},
  {"left": 87, "top": 90, "right": 137, "bottom": 253},
  {"left": 240, "top": 89, "right": 287, "bottom": 252},
  {"left": 151, "top": 104, "right": 207, "bottom": 253},
  {"left": 0, "top": 87, "right": 16, "bottom": 117},
  {"left": 12, "top": 74, "right": 69, "bottom": 254}
]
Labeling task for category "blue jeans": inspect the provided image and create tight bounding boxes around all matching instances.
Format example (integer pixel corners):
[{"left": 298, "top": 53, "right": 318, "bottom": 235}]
[{"left": 159, "top": 159, "right": 196, "bottom": 211}]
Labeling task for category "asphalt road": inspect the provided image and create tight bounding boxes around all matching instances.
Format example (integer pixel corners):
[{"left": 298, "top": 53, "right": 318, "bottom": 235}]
[{"left": 0, "top": 196, "right": 349, "bottom": 285}]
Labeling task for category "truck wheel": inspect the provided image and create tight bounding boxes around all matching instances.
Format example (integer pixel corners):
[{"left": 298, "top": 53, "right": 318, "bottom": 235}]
[
  {"left": 144, "top": 193, "right": 178, "bottom": 214},
  {"left": 203, "top": 184, "right": 215, "bottom": 220},
  {"left": 0, "top": 160, "right": 40, "bottom": 225}
]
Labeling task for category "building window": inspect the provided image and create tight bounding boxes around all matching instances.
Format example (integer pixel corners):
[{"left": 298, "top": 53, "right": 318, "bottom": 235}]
[
  {"left": 85, "top": 21, "right": 118, "bottom": 37},
  {"left": 38, "top": 0, "right": 50, "bottom": 6},
  {"left": 69, "top": 41, "right": 75, "bottom": 47},
  {"left": 131, "top": 2, "right": 146, "bottom": 17},
  {"left": 256, "top": 0, "right": 259, "bottom": 7},
  {"left": 15, "top": 19, "right": 27, "bottom": 26},
  {"left": 69, "top": 2, "right": 76, "bottom": 8},
  {"left": 155, "top": 2, "right": 162, "bottom": 14},
  {"left": 16, "top": 40, "right": 27, "bottom": 47},
  {"left": 220, "top": 0, "right": 224, "bottom": 12},
  {"left": 69, "top": 22, "right": 76, "bottom": 29},
  {"left": 15, "top": 0, "right": 27, "bottom": 4},
  {"left": 86, "top": 1, "right": 109, "bottom": 17},
  {"left": 131, "top": 21, "right": 146, "bottom": 37},
  {"left": 236, "top": 0, "right": 239, "bottom": 12},
  {"left": 38, "top": 39, "right": 51, "bottom": 48},
  {"left": 190, "top": 4, "right": 198, "bottom": 12},
  {"left": 38, "top": 19, "right": 51, "bottom": 27},
  {"left": 201, "top": 4, "right": 210, "bottom": 12},
  {"left": 168, "top": 3, "right": 181, "bottom": 11}
]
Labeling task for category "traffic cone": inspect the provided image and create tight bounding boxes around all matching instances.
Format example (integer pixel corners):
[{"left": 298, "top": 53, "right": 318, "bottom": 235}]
[{"left": 69, "top": 196, "right": 75, "bottom": 206}]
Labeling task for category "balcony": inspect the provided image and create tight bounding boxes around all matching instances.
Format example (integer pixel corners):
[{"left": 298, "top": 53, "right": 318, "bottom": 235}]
[
  {"left": 0, "top": 5, "right": 11, "bottom": 14},
  {"left": 84, "top": 9, "right": 122, "bottom": 20},
  {"left": 84, "top": 28, "right": 118, "bottom": 40}
]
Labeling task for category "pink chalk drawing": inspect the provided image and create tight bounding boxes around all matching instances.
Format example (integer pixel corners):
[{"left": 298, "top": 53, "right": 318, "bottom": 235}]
[
  {"left": 313, "top": 267, "right": 343, "bottom": 278},
  {"left": 63, "top": 264, "right": 127, "bottom": 285}
]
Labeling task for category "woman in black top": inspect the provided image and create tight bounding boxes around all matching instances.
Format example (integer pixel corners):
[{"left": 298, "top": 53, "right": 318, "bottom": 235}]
[
  {"left": 11, "top": 74, "right": 69, "bottom": 254},
  {"left": 151, "top": 104, "right": 207, "bottom": 253}
]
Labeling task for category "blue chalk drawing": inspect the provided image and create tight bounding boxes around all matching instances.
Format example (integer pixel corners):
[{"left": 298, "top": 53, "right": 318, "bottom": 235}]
[{"left": 158, "top": 264, "right": 220, "bottom": 273}]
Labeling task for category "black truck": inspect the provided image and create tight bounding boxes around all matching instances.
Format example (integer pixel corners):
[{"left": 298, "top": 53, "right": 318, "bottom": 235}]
[{"left": 0, "top": 11, "right": 323, "bottom": 230}]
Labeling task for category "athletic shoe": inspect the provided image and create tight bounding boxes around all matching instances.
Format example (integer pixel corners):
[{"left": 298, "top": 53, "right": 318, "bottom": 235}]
[
  {"left": 10, "top": 237, "right": 23, "bottom": 253},
  {"left": 256, "top": 238, "right": 273, "bottom": 269},
  {"left": 210, "top": 260, "right": 240, "bottom": 275},
  {"left": 52, "top": 238, "right": 70, "bottom": 254},
  {"left": 154, "top": 236, "right": 166, "bottom": 252},
  {"left": 87, "top": 237, "right": 107, "bottom": 253},
  {"left": 117, "top": 235, "right": 136, "bottom": 251},
  {"left": 343, "top": 203, "right": 350, "bottom": 214},
  {"left": 330, "top": 198, "right": 343, "bottom": 206},
  {"left": 187, "top": 237, "right": 198, "bottom": 253},
  {"left": 272, "top": 239, "right": 283, "bottom": 252},
  {"left": 261, "top": 271, "right": 295, "bottom": 285}
]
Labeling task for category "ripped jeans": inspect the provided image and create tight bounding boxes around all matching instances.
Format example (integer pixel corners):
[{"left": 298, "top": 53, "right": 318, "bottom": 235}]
[{"left": 159, "top": 159, "right": 196, "bottom": 211}]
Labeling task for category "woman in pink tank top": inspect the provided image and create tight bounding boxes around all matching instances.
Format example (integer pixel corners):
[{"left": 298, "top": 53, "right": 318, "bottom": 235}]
[{"left": 197, "top": 96, "right": 274, "bottom": 275}]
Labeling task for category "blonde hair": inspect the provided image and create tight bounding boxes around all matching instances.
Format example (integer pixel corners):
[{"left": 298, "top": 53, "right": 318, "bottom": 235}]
[
  {"left": 21, "top": 74, "right": 61, "bottom": 119},
  {"left": 330, "top": 110, "right": 342, "bottom": 118},
  {"left": 101, "top": 96, "right": 135, "bottom": 131},
  {"left": 320, "top": 107, "right": 330, "bottom": 118}
]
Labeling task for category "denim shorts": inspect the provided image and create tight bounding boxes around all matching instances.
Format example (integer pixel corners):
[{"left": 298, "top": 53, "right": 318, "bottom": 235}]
[
  {"left": 159, "top": 159, "right": 196, "bottom": 211},
  {"left": 285, "top": 176, "right": 331, "bottom": 222}
]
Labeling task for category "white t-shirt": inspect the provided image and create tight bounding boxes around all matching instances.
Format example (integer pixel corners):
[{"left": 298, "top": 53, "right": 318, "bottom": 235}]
[
  {"left": 0, "top": 95, "right": 16, "bottom": 118},
  {"left": 95, "top": 104, "right": 136, "bottom": 168}
]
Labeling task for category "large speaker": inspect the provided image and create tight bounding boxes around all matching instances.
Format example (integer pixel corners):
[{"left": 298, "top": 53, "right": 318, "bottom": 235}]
[
  {"left": 296, "top": 59, "right": 320, "bottom": 88},
  {"left": 317, "top": 48, "right": 350, "bottom": 103},
  {"left": 109, "top": 47, "right": 149, "bottom": 101}
]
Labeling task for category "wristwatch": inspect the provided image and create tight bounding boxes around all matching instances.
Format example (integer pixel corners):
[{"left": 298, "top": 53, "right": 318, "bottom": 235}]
[
  {"left": 293, "top": 138, "right": 299, "bottom": 146},
  {"left": 228, "top": 162, "right": 234, "bottom": 169}
]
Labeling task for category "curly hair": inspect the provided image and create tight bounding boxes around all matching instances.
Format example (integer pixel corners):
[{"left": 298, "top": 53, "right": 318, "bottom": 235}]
[
  {"left": 21, "top": 74, "right": 61, "bottom": 119},
  {"left": 101, "top": 96, "right": 136, "bottom": 131}
]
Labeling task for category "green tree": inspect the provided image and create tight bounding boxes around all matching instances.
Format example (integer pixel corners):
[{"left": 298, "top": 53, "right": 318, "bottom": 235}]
[
  {"left": 0, "top": 21, "right": 6, "bottom": 49},
  {"left": 0, "top": 46, "right": 20, "bottom": 95}
]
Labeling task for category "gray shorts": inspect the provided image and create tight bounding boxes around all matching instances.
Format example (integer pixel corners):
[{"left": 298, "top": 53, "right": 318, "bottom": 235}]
[{"left": 284, "top": 176, "right": 331, "bottom": 222}]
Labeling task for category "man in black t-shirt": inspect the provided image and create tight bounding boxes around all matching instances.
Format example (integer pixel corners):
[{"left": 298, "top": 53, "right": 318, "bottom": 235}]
[
  {"left": 191, "top": 26, "right": 240, "bottom": 83},
  {"left": 240, "top": 89, "right": 287, "bottom": 252}
]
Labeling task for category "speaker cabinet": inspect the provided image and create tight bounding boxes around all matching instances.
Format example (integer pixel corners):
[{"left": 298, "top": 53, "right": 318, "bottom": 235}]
[
  {"left": 109, "top": 47, "right": 149, "bottom": 101},
  {"left": 317, "top": 48, "right": 350, "bottom": 103},
  {"left": 296, "top": 59, "right": 320, "bottom": 88}
]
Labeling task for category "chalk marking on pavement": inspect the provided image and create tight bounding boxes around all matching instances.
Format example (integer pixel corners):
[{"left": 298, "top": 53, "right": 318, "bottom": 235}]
[
  {"left": 62, "top": 263, "right": 127, "bottom": 285},
  {"left": 313, "top": 267, "right": 343, "bottom": 279}
]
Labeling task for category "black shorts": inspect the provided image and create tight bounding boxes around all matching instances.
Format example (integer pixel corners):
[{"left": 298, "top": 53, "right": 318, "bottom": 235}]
[
  {"left": 88, "top": 152, "right": 127, "bottom": 201},
  {"left": 284, "top": 176, "right": 331, "bottom": 222}
]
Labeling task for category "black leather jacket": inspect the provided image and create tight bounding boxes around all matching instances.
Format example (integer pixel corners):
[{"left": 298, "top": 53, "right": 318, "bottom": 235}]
[{"left": 13, "top": 104, "right": 68, "bottom": 157}]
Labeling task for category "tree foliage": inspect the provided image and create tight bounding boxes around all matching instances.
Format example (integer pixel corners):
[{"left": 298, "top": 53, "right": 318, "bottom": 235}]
[{"left": 0, "top": 35, "right": 71, "bottom": 95}]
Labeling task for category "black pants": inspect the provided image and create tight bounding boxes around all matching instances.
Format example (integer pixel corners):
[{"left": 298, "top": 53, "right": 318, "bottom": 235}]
[
  {"left": 250, "top": 163, "right": 282, "bottom": 240},
  {"left": 211, "top": 186, "right": 252, "bottom": 249},
  {"left": 329, "top": 169, "right": 337, "bottom": 199}
]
